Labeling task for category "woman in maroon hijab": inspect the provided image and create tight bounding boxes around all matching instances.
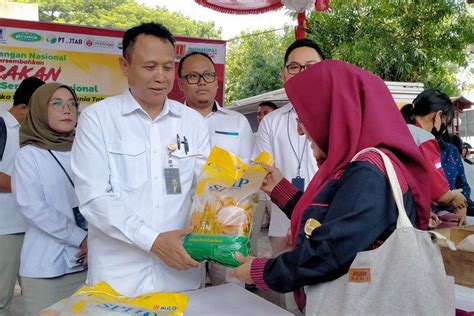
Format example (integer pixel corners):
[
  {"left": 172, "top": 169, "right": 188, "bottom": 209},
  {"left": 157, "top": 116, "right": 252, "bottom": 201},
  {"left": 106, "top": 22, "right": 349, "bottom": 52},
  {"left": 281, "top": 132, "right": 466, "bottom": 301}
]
[{"left": 233, "top": 60, "right": 431, "bottom": 310}]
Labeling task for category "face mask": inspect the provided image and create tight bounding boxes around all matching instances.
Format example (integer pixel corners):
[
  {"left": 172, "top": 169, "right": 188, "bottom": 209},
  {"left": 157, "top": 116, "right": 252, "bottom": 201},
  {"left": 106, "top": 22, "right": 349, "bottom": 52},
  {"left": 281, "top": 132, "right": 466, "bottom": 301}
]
[{"left": 432, "top": 123, "right": 448, "bottom": 149}]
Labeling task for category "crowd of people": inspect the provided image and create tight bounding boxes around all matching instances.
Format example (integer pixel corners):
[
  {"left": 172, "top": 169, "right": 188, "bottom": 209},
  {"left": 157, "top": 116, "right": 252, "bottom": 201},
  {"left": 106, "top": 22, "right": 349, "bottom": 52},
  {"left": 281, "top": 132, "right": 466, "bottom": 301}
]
[{"left": 0, "top": 21, "right": 473, "bottom": 315}]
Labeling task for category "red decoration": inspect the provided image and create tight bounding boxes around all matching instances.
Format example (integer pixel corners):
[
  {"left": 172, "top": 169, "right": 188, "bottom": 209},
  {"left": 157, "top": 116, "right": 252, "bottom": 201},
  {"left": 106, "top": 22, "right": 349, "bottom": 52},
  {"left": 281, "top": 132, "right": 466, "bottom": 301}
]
[
  {"left": 315, "top": 0, "right": 330, "bottom": 12},
  {"left": 194, "top": 0, "right": 284, "bottom": 15},
  {"left": 296, "top": 12, "right": 308, "bottom": 39}
]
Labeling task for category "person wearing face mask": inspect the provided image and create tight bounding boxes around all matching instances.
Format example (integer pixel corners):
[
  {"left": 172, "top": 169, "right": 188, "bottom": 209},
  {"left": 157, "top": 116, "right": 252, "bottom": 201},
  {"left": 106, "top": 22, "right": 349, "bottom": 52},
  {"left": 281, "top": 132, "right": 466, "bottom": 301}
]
[
  {"left": 401, "top": 89, "right": 467, "bottom": 227},
  {"left": 11, "top": 83, "right": 87, "bottom": 315}
]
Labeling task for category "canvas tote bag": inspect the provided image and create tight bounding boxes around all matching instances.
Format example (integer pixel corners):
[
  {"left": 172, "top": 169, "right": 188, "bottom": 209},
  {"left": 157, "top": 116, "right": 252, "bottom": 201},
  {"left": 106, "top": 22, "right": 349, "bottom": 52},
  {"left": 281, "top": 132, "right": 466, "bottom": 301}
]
[{"left": 305, "top": 148, "right": 455, "bottom": 316}]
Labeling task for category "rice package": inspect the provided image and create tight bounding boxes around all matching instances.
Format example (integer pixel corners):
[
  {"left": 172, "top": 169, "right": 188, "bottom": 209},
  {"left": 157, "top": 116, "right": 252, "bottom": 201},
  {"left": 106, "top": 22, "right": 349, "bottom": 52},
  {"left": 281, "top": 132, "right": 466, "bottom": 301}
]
[
  {"left": 183, "top": 146, "right": 272, "bottom": 267},
  {"left": 40, "top": 281, "right": 189, "bottom": 316}
]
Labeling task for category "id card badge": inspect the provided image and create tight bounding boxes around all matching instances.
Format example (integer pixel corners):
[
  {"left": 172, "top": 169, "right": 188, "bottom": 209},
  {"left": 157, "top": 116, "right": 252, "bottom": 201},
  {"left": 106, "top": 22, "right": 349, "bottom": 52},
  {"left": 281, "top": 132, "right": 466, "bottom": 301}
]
[
  {"left": 291, "top": 176, "right": 305, "bottom": 192},
  {"left": 72, "top": 206, "right": 88, "bottom": 231},
  {"left": 165, "top": 167, "right": 182, "bottom": 195}
]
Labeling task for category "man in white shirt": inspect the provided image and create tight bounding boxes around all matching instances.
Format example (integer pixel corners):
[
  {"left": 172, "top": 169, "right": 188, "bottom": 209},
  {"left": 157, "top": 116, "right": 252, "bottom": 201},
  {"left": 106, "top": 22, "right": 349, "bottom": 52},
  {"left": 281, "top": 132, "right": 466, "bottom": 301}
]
[
  {"left": 257, "top": 101, "right": 278, "bottom": 125},
  {"left": 71, "top": 23, "right": 210, "bottom": 296},
  {"left": 253, "top": 39, "right": 324, "bottom": 258},
  {"left": 178, "top": 52, "right": 254, "bottom": 286},
  {"left": 178, "top": 52, "right": 254, "bottom": 163},
  {"left": 0, "top": 77, "right": 44, "bottom": 316}
]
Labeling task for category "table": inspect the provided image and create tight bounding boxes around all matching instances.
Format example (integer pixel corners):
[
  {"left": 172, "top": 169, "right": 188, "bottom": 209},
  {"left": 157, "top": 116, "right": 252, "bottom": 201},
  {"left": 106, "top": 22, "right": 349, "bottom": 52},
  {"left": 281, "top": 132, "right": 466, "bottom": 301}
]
[
  {"left": 184, "top": 283, "right": 292, "bottom": 316},
  {"left": 456, "top": 285, "right": 474, "bottom": 312}
]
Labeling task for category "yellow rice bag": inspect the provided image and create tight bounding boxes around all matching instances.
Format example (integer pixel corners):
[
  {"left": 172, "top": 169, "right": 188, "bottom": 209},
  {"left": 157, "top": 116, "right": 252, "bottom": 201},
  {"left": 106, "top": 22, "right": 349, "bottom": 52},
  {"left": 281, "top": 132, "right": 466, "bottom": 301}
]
[
  {"left": 183, "top": 146, "right": 272, "bottom": 267},
  {"left": 40, "top": 281, "right": 189, "bottom": 316}
]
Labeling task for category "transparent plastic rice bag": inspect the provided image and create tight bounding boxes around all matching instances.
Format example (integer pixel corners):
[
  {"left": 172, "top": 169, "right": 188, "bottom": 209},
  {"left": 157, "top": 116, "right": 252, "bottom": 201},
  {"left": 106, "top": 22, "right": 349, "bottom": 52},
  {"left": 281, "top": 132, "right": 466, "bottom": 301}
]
[{"left": 183, "top": 146, "right": 272, "bottom": 267}]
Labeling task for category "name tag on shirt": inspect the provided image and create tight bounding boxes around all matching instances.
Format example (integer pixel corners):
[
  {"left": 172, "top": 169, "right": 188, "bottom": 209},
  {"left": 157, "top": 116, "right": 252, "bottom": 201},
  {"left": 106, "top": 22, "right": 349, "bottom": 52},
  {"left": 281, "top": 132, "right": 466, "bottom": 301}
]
[
  {"left": 165, "top": 168, "right": 182, "bottom": 195},
  {"left": 215, "top": 130, "right": 239, "bottom": 136},
  {"left": 292, "top": 176, "right": 305, "bottom": 192}
]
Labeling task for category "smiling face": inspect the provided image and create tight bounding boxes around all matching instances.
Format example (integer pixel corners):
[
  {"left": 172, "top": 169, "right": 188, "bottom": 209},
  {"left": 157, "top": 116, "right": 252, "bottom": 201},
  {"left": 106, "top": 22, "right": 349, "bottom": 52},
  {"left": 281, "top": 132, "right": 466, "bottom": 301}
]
[
  {"left": 47, "top": 87, "right": 77, "bottom": 133},
  {"left": 119, "top": 34, "right": 175, "bottom": 110},
  {"left": 178, "top": 54, "right": 218, "bottom": 111}
]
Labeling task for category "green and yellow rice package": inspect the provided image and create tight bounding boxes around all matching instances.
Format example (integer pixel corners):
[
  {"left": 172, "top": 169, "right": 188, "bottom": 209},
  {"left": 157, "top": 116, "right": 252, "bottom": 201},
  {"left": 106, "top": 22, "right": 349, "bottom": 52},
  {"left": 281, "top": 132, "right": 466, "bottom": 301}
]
[
  {"left": 40, "top": 281, "right": 189, "bottom": 316},
  {"left": 183, "top": 146, "right": 272, "bottom": 267}
]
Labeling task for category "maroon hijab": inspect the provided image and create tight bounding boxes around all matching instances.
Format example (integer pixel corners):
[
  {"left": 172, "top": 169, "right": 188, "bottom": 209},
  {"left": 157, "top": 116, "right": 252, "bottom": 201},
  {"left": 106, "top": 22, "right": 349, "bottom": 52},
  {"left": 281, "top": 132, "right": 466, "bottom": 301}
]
[{"left": 285, "top": 60, "right": 431, "bottom": 243}]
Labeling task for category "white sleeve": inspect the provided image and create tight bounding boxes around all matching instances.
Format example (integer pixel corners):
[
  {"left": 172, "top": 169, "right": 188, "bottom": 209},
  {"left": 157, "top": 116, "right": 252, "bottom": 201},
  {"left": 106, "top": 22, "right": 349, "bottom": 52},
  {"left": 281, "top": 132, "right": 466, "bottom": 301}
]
[
  {"left": 238, "top": 115, "right": 255, "bottom": 164},
  {"left": 71, "top": 110, "right": 158, "bottom": 252},
  {"left": 12, "top": 151, "right": 86, "bottom": 247},
  {"left": 252, "top": 115, "right": 274, "bottom": 161}
]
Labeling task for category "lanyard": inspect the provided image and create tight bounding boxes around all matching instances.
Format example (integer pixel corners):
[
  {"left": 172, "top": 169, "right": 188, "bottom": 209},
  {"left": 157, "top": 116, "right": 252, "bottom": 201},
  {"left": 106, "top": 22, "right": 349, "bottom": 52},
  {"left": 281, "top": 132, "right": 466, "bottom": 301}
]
[
  {"left": 287, "top": 108, "right": 308, "bottom": 177},
  {"left": 48, "top": 150, "right": 74, "bottom": 188}
]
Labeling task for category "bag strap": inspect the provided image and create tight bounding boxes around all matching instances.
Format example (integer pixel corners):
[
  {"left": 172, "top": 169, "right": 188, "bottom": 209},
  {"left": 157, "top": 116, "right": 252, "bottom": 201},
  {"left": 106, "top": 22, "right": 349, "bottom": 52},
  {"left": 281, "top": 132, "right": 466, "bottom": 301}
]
[
  {"left": 48, "top": 150, "right": 74, "bottom": 188},
  {"left": 351, "top": 147, "right": 412, "bottom": 229},
  {"left": 0, "top": 117, "right": 6, "bottom": 162},
  {"left": 351, "top": 147, "right": 457, "bottom": 250}
]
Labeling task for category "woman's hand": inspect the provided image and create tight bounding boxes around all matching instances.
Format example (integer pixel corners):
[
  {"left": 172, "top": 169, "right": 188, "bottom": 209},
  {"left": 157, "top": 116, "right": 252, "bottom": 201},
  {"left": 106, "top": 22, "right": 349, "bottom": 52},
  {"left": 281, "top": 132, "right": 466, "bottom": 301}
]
[
  {"left": 232, "top": 253, "right": 255, "bottom": 284},
  {"left": 451, "top": 189, "right": 468, "bottom": 210},
  {"left": 454, "top": 207, "right": 467, "bottom": 226},
  {"left": 428, "top": 212, "right": 442, "bottom": 229},
  {"left": 259, "top": 163, "right": 284, "bottom": 195}
]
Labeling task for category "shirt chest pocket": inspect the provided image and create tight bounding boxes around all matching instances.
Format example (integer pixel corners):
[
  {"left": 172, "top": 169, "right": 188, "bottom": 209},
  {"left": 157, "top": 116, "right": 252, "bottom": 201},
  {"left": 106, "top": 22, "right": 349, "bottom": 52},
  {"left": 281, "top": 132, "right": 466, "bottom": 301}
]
[
  {"left": 107, "top": 141, "right": 147, "bottom": 188},
  {"left": 170, "top": 150, "right": 199, "bottom": 190},
  {"left": 212, "top": 130, "right": 240, "bottom": 156}
]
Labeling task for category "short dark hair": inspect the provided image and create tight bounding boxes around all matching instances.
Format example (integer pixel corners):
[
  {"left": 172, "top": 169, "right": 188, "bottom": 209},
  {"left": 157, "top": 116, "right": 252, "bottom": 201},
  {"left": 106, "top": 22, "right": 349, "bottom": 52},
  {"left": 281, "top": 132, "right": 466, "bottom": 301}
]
[
  {"left": 13, "top": 77, "right": 45, "bottom": 106},
  {"left": 284, "top": 38, "right": 325, "bottom": 65},
  {"left": 178, "top": 52, "right": 215, "bottom": 77},
  {"left": 122, "top": 23, "right": 175, "bottom": 60},
  {"left": 258, "top": 101, "right": 278, "bottom": 110}
]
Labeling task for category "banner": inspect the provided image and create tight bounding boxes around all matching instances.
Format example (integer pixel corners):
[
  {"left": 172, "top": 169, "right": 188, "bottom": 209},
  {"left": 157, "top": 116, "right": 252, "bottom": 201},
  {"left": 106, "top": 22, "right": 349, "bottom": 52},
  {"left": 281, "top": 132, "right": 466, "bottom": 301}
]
[{"left": 0, "top": 19, "right": 226, "bottom": 110}]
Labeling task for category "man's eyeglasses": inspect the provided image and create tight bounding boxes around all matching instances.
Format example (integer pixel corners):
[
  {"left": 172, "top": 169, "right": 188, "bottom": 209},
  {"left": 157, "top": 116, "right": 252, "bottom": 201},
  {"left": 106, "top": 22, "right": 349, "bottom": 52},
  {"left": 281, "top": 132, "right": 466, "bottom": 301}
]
[
  {"left": 49, "top": 99, "right": 79, "bottom": 112},
  {"left": 285, "top": 63, "right": 316, "bottom": 75},
  {"left": 180, "top": 72, "right": 216, "bottom": 84}
]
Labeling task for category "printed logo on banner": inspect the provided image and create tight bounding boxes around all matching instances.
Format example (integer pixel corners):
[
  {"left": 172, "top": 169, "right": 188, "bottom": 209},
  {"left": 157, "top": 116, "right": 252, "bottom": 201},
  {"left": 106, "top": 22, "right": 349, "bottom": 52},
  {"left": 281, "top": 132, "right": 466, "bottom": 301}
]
[
  {"left": 46, "top": 34, "right": 58, "bottom": 45},
  {"left": 47, "top": 35, "right": 83, "bottom": 46},
  {"left": 187, "top": 47, "right": 218, "bottom": 59},
  {"left": 175, "top": 44, "right": 187, "bottom": 59},
  {"left": 10, "top": 31, "right": 42, "bottom": 42},
  {"left": 85, "top": 37, "right": 94, "bottom": 47},
  {"left": 83, "top": 37, "right": 115, "bottom": 49},
  {"left": 0, "top": 29, "right": 6, "bottom": 44},
  {"left": 117, "top": 41, "right": 123, "bottom": 50}
]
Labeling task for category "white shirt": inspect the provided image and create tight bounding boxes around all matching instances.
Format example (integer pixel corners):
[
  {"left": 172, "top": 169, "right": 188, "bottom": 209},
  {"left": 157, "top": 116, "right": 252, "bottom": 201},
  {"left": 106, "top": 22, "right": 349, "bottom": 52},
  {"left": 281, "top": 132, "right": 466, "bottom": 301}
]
[
  {"left": 11, "top": 146, "right": 86, "bottom": 278},
  {"left": 200, "top": 102, "right": 254, "bottom": 163},
  {"left": 71, "top": 90, "right": 210, "bottom": 296},
  {"left": 0, "top": 110, "right": 26, "bottom": 235},
  {"left": 253, "top": 103, "right": 317, "bottom": 237}
]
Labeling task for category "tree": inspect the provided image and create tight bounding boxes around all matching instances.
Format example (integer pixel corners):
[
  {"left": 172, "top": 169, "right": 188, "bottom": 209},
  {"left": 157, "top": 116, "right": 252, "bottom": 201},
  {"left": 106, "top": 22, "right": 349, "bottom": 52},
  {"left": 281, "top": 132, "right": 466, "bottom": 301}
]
[
  {"left": 16, "top": 0, "right": 222, "bottom": 39},
  {"left": 225, "top": 28, "right": 294, "bottom": 105},
  {"left": 307, "top": 0, "right": 474, "bottom": 95}
]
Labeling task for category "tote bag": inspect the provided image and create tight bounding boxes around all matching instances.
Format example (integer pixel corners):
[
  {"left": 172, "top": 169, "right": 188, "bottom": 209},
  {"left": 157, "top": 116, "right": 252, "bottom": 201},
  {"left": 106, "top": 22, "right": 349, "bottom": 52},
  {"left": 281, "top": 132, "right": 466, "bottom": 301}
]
[{"left": 305, "top": 148, "right": 455, "bottom": 316}]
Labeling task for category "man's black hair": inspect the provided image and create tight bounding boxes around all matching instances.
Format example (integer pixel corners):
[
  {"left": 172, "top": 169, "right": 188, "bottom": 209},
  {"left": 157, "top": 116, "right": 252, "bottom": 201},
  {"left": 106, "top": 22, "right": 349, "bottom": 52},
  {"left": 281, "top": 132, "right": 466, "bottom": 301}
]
[
  {"left": 13, "top": 77, "right": 45, "bottom": 106},
  {"left": 122, "top": 22, "right": 175, "bottom": 60},
  {"left": 284, "top": 38, "right": 325, "bottom": 65},
  {"left": 258, "top": 101, "right": 278, "bottom": 110},
  {"left": 178, "top": 52, "right": 215, "bottom": 77}
]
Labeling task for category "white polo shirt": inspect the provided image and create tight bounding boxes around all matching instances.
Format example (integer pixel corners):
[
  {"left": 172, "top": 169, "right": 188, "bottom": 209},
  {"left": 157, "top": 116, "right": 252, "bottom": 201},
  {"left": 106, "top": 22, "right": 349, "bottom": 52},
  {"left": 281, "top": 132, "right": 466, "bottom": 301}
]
[
  {"left": 199, "top": 102, "right": 254, "bottom": 163},
  {"left": 253, "top": 103, "right": 317, "bottom": 237},
  {"left": 12, "top": 146, "right": 86, "bottom": 277},
  {"left": 0, "top": 110, "right": 26, "bottom": 235},
  {"left": 71, "top": 90, "right": 210, "bottom": 296}
]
